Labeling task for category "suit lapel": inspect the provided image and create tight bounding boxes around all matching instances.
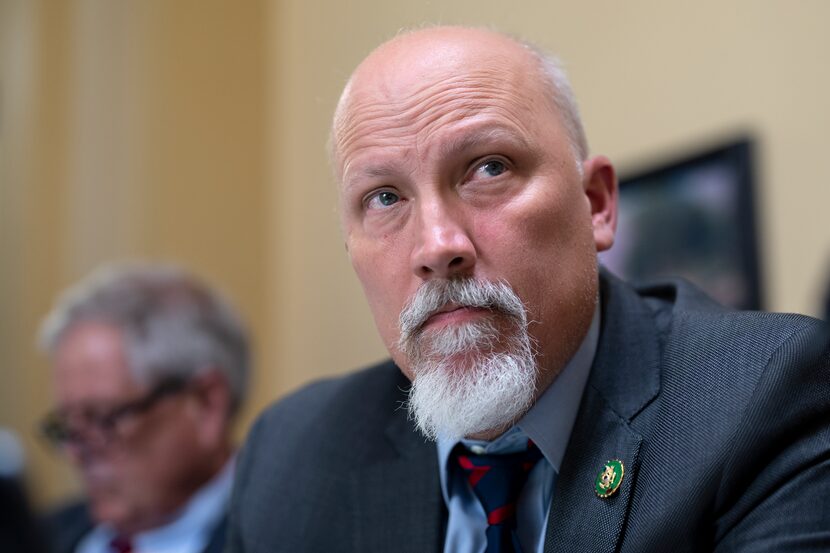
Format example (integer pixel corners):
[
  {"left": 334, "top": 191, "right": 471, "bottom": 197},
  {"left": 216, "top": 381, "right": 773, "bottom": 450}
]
[
  {"left": 544, "top": 389, "right": 642, "bottom": 552},
  {"left": 545, "top": 272, "right": 662, "bottom": 552},
  {"left": 350, "top": 378, "right": 445, "bottom": 553}
]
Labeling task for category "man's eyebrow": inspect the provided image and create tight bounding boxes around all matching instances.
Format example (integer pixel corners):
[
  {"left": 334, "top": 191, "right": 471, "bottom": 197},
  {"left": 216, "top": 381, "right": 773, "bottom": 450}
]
[
  {"left": 342, "top": 160, "right": 402, "bottom": 190},
  {"left": 438, "top": 126, "right": 532, "bottom": 159},
  {"left": 361, "top": 163, "right": 400, "bottom": 179},
  {"left": 341, "top": 126, "right": 531, "bottom": 188}
]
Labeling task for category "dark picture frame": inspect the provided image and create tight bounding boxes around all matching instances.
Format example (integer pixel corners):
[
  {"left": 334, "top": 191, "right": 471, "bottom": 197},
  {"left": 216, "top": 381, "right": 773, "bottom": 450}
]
[{"left": 600, "top": 138, "right": 763, "bottom": 310}]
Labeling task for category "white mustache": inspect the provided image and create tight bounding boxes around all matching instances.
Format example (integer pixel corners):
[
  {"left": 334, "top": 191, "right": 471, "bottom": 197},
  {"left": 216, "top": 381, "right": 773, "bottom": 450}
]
[{"left": 398, "top": 278, "right": 527, "bottom": 347}]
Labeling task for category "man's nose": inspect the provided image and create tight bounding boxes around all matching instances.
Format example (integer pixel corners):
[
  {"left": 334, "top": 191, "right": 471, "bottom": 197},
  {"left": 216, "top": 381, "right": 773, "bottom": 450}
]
[
  {"left": 63, "top": 439, "right": 95, "bottom": 466},
  {"left": 61, "top": 425, "right": 109, "bottom": 464},
  {"left": 411, "top": 200, "right": 476, "bottom": 279}
]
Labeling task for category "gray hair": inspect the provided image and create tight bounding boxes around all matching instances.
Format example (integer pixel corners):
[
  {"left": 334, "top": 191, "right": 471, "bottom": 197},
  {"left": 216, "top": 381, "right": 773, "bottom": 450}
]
[
  {"left": 39, "top": 262, "right": 250, "bottom": 417},
  {"left": 521, "top": 42, "right": 590, "bottom": 161}
]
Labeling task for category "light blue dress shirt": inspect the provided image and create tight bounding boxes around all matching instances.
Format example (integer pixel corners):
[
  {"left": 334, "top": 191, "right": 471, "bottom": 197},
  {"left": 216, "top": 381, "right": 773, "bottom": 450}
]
[
  {"left": 438, "top": 306, "right": 599, "bottom": 553},
  {"left": 77, "top": 458, "right": 234, "bottom": 553}
]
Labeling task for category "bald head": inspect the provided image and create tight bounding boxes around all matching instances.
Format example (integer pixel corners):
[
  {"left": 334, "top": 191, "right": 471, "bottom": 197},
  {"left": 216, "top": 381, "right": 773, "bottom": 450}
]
[{"left": 332, "top": 26, "right": 588, "bottom": 177}]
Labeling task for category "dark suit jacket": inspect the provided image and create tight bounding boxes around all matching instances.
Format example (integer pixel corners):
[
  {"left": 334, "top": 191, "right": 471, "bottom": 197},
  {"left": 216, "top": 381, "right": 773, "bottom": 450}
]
[
  {"left": 1, "top": 476, "right": 48, "bottom": 553},
  {"left": 227, "top": 273, "right": 830, "bottom": 552},
  {"left": 44, "top": 501, "right": 228, "bottom": 553}
]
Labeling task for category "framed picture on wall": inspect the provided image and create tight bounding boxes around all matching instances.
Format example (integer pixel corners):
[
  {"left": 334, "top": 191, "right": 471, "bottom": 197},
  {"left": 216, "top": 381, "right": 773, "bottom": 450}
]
[{"left": 600, "top": 137, "right": 763, "bottom": 310}]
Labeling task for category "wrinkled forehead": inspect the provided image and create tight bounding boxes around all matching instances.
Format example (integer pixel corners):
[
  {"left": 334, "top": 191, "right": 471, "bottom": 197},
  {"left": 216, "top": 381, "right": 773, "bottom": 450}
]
[{"left": 332, "top": 31, "right": 548, "bottom": 177}]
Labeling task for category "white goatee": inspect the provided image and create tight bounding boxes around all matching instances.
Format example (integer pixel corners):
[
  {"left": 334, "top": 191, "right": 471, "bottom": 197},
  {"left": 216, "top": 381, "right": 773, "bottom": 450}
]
[{"left": 399, "top": 279, "right": 537, "bottom": 441}]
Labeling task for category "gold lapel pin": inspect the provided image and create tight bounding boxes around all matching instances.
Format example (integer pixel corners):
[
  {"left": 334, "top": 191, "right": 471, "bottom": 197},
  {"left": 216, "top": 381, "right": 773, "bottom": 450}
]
[{"left": 594, "top": 459, "right": 624, "bottom": 498}]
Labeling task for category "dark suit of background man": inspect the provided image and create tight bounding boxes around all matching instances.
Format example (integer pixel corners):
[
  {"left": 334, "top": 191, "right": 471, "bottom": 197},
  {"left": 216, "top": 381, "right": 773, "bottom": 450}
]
[
  {"left": 227, "top": 26, "right": 830, "bottom": 552},
  {"left": 39, "top": 263, "right": 251, "bottom": 553}
]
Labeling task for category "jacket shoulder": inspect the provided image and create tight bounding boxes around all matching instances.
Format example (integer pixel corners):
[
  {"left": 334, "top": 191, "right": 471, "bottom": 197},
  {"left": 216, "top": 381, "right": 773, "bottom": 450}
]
[
  {"left": 227, "top": 360, "right": 413, "bottom": 551},
  {"left": 634, "top": 275, "right": 825, "bottom": 361},
  {"left": 601, "top": 273, "right": 830, "bottom": 550},
  {"left": 41, "top": 500, "right": 92, "bottom": 553},
  {"left": 253, "top": 359, "right": 406, "bottom": 451}
]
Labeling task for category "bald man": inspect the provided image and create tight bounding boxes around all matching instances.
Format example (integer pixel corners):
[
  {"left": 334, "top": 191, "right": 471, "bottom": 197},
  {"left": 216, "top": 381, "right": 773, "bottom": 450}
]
[{"left": 227, "top": 27, "right": 830, "bottom": 552}]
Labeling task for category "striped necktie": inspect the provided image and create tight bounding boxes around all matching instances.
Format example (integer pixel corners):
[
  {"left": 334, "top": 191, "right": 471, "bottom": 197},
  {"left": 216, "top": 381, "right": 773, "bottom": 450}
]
[
  {"left": 454, "top": 441, "right": 543, "bottom": 553},
  {"left": 109, "top": 535, "right": 133, "bottom": 553}
]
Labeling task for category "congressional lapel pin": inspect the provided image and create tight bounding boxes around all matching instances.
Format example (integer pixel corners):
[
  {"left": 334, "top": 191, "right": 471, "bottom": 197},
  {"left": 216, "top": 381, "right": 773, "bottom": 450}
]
[{"left": 594, "top": 459, "right": 624, "bottom": 498}]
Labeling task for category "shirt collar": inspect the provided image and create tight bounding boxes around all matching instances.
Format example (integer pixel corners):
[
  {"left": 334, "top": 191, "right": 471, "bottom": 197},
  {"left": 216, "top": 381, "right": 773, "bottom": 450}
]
[
  {"left": 437, "top": 303, "right": 600, "bottom": 500},
  {"left": 517, "top": 302, "right": 600, "bottom": 472}
]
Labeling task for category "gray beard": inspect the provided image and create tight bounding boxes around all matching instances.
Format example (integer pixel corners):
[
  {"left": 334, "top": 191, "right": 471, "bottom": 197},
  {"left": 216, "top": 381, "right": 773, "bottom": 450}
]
[{"left": 399, "top": 279, "right": 538, "bottom": 441}]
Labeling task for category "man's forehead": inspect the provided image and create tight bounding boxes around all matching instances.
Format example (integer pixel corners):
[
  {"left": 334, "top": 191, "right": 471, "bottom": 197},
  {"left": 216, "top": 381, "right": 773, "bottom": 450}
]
[
  {"left": 346, "top": 28, "right": 536, "bottom": 106},
  {"left": 333, "top": 29, "right": 544, "bottom": 176},
  {"left": 53, "top": 321, "right": 138, "bottom": 394}
]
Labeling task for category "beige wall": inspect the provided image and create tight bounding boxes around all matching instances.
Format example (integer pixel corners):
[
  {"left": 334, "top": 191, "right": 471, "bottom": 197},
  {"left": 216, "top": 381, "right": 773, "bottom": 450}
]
[{"left": 2, "top": 0, "right": 828, "bottom": 506}]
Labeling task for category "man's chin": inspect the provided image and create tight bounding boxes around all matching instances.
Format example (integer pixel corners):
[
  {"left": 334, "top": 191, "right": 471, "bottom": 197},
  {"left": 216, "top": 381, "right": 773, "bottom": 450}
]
[
  {"left": 462, "top": 420, "right": 517, "bottom": 441},
  {"left": 407, "top": 359, "right": 536, "bottom": 442},
  {"left": 90, "top": 497, "right": 132, "bottom": 529},
  {"left": 416, "top": 410, "right": 524, "bottom": 443},
  {"left": 421, "top": 351, "right": 493, "bottom": 375},
  {"left": 431, "top": 407, "right": 521, "bottom": 442}
]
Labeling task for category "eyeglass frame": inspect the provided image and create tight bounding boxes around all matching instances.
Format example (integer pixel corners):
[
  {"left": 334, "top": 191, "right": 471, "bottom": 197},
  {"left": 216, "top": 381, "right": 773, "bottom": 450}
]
[{"left": 39, "top": 376, "right": 190, "bottom": 450}]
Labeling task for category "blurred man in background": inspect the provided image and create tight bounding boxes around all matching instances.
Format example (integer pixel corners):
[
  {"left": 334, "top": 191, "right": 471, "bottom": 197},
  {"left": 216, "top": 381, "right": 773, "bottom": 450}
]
[{"left": 38, "top": 263, "right": 250, "bottom": 553}]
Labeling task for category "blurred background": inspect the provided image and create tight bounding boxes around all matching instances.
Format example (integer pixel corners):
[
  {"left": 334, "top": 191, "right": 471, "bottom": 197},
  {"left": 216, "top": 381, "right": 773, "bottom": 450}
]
[{"left": 1, "top": 0, "right": 828, "bottom": 510}]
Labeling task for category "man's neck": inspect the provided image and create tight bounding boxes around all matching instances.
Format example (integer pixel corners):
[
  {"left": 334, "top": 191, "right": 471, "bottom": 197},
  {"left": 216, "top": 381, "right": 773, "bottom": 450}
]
[{"left": 114, "top": 445, "right": 233, "bottom": 536}]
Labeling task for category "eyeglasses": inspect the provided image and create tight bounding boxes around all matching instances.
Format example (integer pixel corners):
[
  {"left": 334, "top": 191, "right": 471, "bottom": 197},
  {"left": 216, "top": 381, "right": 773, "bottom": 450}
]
[{"left": 40, "top": 377, "right": 189, "bottom": 450}]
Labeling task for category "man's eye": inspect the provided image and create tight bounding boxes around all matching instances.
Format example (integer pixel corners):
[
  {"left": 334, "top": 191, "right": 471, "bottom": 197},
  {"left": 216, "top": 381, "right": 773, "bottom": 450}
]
[
  {"left": 366, "top": 190, "right": 400, "bottom": 209},
  {"left": 475, "top": 159, "right": 508, "bottom": 179}
]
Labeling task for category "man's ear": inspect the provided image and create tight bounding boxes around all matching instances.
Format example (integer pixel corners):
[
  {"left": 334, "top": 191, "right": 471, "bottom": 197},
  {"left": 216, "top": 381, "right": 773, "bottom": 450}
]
[
  {"left": 188, "top": 369, "right": 233, "bottom": 446},
  {"left": 582, "top": 155, "right": 618, "bottom": 252}
]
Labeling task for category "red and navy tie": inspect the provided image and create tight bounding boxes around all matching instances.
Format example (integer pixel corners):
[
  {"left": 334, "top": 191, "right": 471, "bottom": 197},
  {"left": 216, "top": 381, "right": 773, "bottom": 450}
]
[
  {"left": 454, "top": 441, "right": 543, "bottom": 553},
  {"left": 109, "top": 535, "right": 133, "bottom": 553}
]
